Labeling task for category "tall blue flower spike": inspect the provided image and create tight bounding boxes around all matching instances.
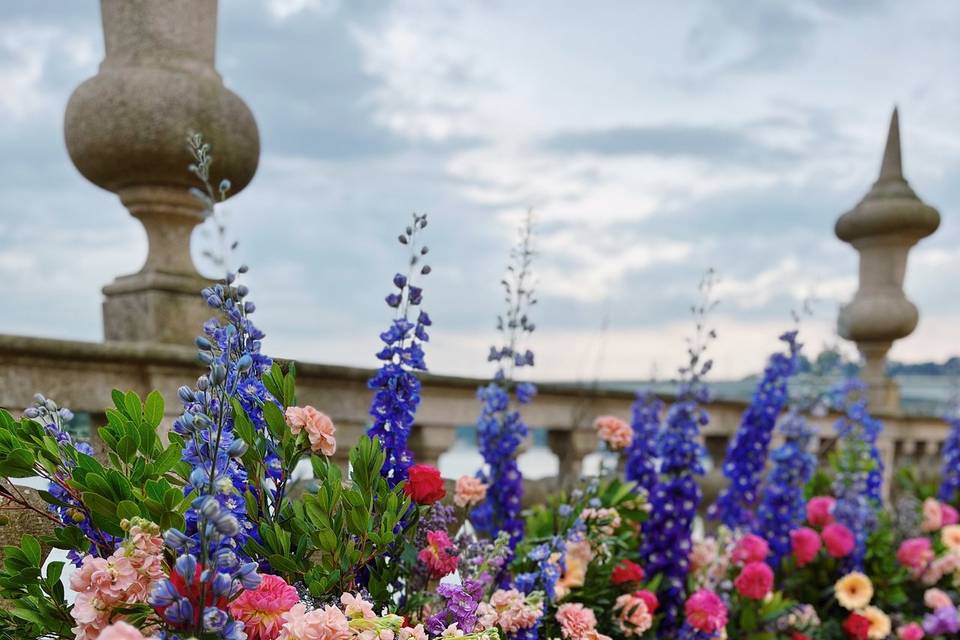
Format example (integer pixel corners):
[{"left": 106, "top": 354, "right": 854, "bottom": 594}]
[
  {"left": 367, "top": 213, "right": 432, "bottom": 486},
  {"left": 639, "top": 270, "right": 718, "bottom": 635},
  {"left": 625, "top": 391, "right": 662, "bottom": 497},
  {"left": 939, "top": 403, "right": 960, "bottom": 504},
  {"left": 471, "top": 211, "right": 537, "bottom": 551},
  {"left": 711, "top": 331, "right": 801, "bottom": 530}
]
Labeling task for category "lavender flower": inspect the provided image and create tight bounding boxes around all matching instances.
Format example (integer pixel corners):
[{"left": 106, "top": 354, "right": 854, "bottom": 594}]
[
  {"left": 626, "top": 391, "right": 663, "bottom": 496},
  {"left": 472, "top": 211, "right": 537, "bottom": 551},
  {"left": 426, "top": 579, "right": 485, "bottom": 635},
  {"left": 755, "top": 410, "right": 817, "bottom": 566},
  {"left": 711, "top": 330, "right": 801, "bottom": 530},
  {"left": 367, "top": 213, "right": 431, "bottom": 486}
]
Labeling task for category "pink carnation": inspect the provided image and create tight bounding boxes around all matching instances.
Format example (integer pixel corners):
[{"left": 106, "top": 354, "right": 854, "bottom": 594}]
[
  {"left": 417, "top": 530, "right": 459, "bottom": 579},
  {"left": 685, "top": 589, "right": 728, "bottom": 634},
  {"left": 924, "top": 588, "right": 952, "bottom": 610},
  {"left": 734, "top": 562, "right": 774, "bottom": 600},
  {"left": 613, "top": 593, "right": 653, "bottom": 637},
  {"left": 229, "top": 573, "right": 300, "bottom": 640},
  {"left": 822, "top": 523, "right": 856, "bottom": 558},
  {"left": 556, "top": 603, "right": 603, "bottom": 640},
  {"left": 454, "top": 476, "right": 488, "bottom": 509},
  {"left": 279, "top": 603, "right": 352, "bottom": 640},
  {"left": 897, "top": 538, "right": 934, "bottom": 572},
  {"left": 790, "top": 527, "right": 822, "bottom": 567},
  {"left": 97, "top": 622, "right": 158, "bottom": 640},
  {"left": 490, "top": 589, "right": 542, "bottom": 634},
  {"left": 944, "top": 504, "right": 960, "bottom": 526},
  {"left": 594, "top": 416, "right": 632, "bottom": 450},
  {"left": 922, "top": 498, "right": 943, "bottom": 532},
  {"left": 732, "top": 533, "right": 769, "bottom": 564},
  {"left": 285, "top": 406, "right": 337, "bottom": 456},
  {"left": 806, "top": 496, "right": 835, "bottom": 528},
  {"left": 897, "top": 622, "right": 924, "bottom": 640}
]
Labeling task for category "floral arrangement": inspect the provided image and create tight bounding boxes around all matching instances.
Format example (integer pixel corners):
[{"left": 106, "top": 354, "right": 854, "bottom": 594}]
[{"left": 3, "top": 141, "right": 960, "bottom": 640}]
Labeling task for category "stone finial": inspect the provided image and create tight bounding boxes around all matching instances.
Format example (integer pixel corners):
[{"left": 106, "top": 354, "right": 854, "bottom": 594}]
[
  {"left": 63, "top": 0, "right": 259, "bottom": 345},
  {"left": 836, "top": 108, "right": 940, "bottom": 412}
]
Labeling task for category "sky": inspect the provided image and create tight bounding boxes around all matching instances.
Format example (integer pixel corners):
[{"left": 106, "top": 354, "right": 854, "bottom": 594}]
[{"left": 0, "top": 0, "right": 958, "bottom": 382}]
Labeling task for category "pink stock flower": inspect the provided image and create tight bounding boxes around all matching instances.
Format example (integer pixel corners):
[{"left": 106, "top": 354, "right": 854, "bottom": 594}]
[
  {"left": 822, "top": 523, "right": 856, "bottom": 558},
  {"left": 490, "top": 589, "right": 542, "bottom": 633},
  {"left": 279, "top": 603, "right": 352, "bottom": 640},
  {"left": 475, "top": 603, "right": 498, "bottom": 631},
  {"left": 285, "top": 406, "right": 337, "bottom": 456},
  {"left": 734, "top": 562, "right": 774, "bottom": 600},
  {"left": 732, "top": 533, "right": 769, "bottom": 564},
  {"left": 556, "top": 603, "right": 604, "bottom": 640},
  {"left": 684, "top": 589, "right": 728, "bottom": 634},
  {"left": 340, "top": 593, "right": 377, "bottom": 620},
  {"left": 399, "top": 625, "right": 428, "bottom": 640},
  {"left": 924, "top": 588, "right": 952, "bottom": 610},
  {"left": 897, "top": 538, "right": 934, "bottom": 572},
  {"left": 897, "top": 622, "right": 924, "bottom": 640},
  {"left": 594, "top": 416, "right": 633, "bottom": 450},
  {"left": 790, "top": 527, "right": 822, "bottom": 567},
  {"left": 613, "top": 593, "right": 653, "bottom": 637},
  {"left": 922, "top": 498, "right": 943, "bottom": 532},
  {"left": 943, "top": 504, "right": 960, "bottom": 526},
  {"left": 97, "top": 621, "right": 158, "bottom": 640},
  {"left": 453, "top": 476, "right": 488, "bottom": 509},
  {"left": 921, "top": 552, "right": 960, "bottom": 585},
  {"left": 417, "top": 530, "right": 459, "bottom": 579},
  {"left": 229, "top": 573, "right": 300, "bottom": 640},
  {"left": 806, "top": 496, "right": 835, "bottom": 528}
]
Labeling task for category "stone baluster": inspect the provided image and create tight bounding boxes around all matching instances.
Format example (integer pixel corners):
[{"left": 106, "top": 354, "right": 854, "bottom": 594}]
[
  {"left": 409, "top": 423, "right": 458, "bottom": 469},
  {"left": 546, "top": 426, "right": 598, "bottom": 487}
]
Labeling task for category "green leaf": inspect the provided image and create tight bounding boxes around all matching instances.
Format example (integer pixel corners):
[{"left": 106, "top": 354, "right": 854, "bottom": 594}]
[
  {"left": 262, "top": 402, "right": 288, "bottom": 442},
  {"left": 117, "top": 435, "right": 138, "bottom": 461},
  {"left": 123, "top": 390, "right": 142, "bottom": 421},
  {"left": 20, "top": 536, "right": 41, "bottom": 566},
  {"left": 144, "top": 390, "right": 164, "bottom": 428},
  {"left": 116, "top": 500, "right": 141, "bottom": 521}
]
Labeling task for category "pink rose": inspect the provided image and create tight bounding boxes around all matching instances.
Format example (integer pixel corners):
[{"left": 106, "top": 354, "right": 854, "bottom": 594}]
[
  {"left": 734, "top": 562, "right": 774, "bottom": 600},
  {"left": 594, "top": 416, "right": 632, "bottom": 450},
  {"left": 944, "top": 504, "right": 959, "bottom": 526},
  {"left": 922, "top": 498, "right": 943, "bottom": 532},
  {"left": 98, "top": 622, "right": 158, "bottom": 640},
  {"left": 897, "top": 622, "right": 924, "bottom": 640},
  {"left": 822, "top": 523, "right": 856, "bottom": 558},
  {"left": 806, "top": 496, "right": 835, "bottom": 528},
  {"left": 732, "top": 533, "right": 769, "bottom": 564},
  {"left": 285, "top": 406, "right": 337, "bottom": 456},
  {"left": 924, "top": 588, "right": 952, "bottom": 610},
  {"left": 790, "top": 527, "right": 822, "bottom": 567},
  {"left": 685, "top": 590, "right": 728, "bottom": 634},
  {"left": 897, "top": 538, "right": 934, "bottom": 572},
  {"left": 454, "top": 476, "right": 488, "bottom": 509}
]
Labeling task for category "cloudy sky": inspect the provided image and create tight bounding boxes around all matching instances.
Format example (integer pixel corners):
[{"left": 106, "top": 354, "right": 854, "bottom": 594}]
[{"left": 0, "top": 0, "right": 958, "bottom": 382}]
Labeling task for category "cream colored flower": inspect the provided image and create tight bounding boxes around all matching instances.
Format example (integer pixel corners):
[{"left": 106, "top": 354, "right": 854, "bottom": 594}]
[
  {"left": 942, "top": 525, "right": 960, "bottom": 551},
  {"left": 860, "top": 606, "right": 891, "bottom": 639},
  {"left": 835, "top": 572, "right": 874, "bottom": 610}
]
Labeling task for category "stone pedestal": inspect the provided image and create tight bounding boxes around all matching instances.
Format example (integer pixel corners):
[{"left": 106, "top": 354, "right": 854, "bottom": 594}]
[
  {"left": 547, "top": 426, "right": 598, "bottom": 486},
  {"left": 409, "top": 424, "right": 457, "bottom": 468}
]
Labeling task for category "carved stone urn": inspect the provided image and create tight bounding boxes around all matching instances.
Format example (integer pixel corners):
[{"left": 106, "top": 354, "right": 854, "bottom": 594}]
[
  {"left": 836, "top": 109, "right": 940, "bottom": 412},
  {"left": 64, "top": 0, "right": 259, "bottom": 345}
]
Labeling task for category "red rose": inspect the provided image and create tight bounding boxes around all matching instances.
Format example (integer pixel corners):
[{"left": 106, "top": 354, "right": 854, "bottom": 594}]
[
  {"left": 635, "top": 589, "right": 658, "bottom": 614},
  {"left": 842, "top": 613, "right": 871, "bottom": 640},
  {"left": 404, "top": 464, "right": 446, "bottom": 504},
  {"left": 791, "top": 633, "right": 811, "bottom": 640},
  {"left": 611, "top": 559, "right": 645, "bottom": 586},
  {"left": 733, "top": 561, "right": 774, "bottom": 600}
]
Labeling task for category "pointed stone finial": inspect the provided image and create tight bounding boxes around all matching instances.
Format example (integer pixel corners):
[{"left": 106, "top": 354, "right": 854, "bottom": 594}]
[{"left": 878, "top": 107, "right": 902, "bottom": 182}]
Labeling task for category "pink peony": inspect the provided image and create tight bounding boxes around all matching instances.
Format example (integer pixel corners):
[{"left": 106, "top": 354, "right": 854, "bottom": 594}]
[
  {"left": 97, "top": 622, "right": 158, "bottom": 640},
  {"left": 453, "top": 476, "right": 488, "bottom": 509},
  {"left": 944, "top": 504, "right": 960, "bottom": 526},
  {"left": 732, "top": 533, "right": 769, "bottom": 564},
  {"left": 685, "top": 589, "right": 728, "bottom": 634},
  {"left": 490, "top": 589, "right": 542, "bottom": 634},
  {"left": 806, "top": 496, "right": 835, "bottom": 528},
  {"left": 229, "top": 573, "right": 300, "bottom": 640},
  {"left": 790, "top": 527, "right": 822, "bottom": 567},
  {"left": 734, "top": 562, "right": 774, "bottom": 600},
  {"left": 822, "top": 523, "right": 856, "bottom": 558},
  {"left": 922, "top": 498, "right": 943, "bottom": 532},
  {"left": 897, "top": 622, "right": 924, "bottom": 640},
  {"left": 897, "top": 538, "right": 934, "bottom": 572},
  {"left": 613, "top": 593, "right": 653, "bottom": 637},
  {"left": 556, "top": 603, "right": 603, "bottom": 640},
  {"left": 285, "top": 406, "right": 337, "bottom": 456},
  {"left": 924, "top": 588, "right": 952, "bottom": 610},
  {"left": 279, "top": 603, "right": 352, "bottom": 640},
  {"left": 594, "top": 416, "right": 632, "bottom": 450},
  {"left": 417, "top": 530, "right": 458, "bottom": 579}
]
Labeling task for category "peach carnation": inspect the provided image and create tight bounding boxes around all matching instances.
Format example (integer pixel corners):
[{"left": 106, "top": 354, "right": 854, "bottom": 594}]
[
  {"left": 860, "top": 606, "right": 891, "bottom": 640},
  {"left": 556, "top": 539, "right": 593, "bottom": 598},
  {"left": 922, "top": 497, "right": 943, "bottom": 532},
  {"left": 489, "top": 589, "right": 542, "bottom": 634},
  {"left": 942, "top": 525, "right": 960, "bottom": 551},
  {"left": 925, "top": 588, "right": 953, "bottom": 610},
  {"left": 453, "top": 476, "right": 488, "bottom": 509},
  {"left": 229, "top": 573, "right": 300, "bottom": 640},
  {"left": 594, "top": 416, "right": 632, "bottom": 450},
  {"left": 614, "top": 592, "right": 653, "bottom": 637},
  {"left": 285, "top": 405, "right": 337, "bottom": 456}
]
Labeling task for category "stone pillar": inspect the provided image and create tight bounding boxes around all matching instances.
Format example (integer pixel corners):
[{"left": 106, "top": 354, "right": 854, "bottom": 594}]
[
  {"left": 409, "top": 424, "right": 457, "bottom": 468},
  {"left": 547, "top": 426, "right": 598, "bottom": 487},
  {"left": 63, "top": 0, "right": 259, "bottom": 345},
  {"left": 835, "top": 109, "right": 940, "bottom": 413}
]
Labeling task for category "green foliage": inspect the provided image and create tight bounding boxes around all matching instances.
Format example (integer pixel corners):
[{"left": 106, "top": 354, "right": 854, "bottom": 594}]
[
  {"left": 725, "top": 591, "right": 796, "bottom": 640},
  {"left": 0, "top": 535, "right": 73, "bottom": 639}
]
